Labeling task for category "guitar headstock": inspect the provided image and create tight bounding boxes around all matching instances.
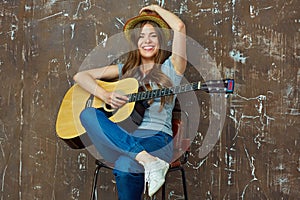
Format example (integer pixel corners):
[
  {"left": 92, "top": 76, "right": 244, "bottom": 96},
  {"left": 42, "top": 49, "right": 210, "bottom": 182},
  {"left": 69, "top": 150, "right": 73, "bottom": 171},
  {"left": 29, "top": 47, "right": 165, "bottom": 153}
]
[{"left": 201, "top": 79, "right": 235, "bottom": 94}]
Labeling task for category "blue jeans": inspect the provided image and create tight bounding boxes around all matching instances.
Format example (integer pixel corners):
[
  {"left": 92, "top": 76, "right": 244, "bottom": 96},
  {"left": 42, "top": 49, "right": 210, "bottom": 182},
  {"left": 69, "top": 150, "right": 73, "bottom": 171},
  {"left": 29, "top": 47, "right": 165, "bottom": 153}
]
[{"left": 80, "top": 107, "right": 173, "bottom": 200}]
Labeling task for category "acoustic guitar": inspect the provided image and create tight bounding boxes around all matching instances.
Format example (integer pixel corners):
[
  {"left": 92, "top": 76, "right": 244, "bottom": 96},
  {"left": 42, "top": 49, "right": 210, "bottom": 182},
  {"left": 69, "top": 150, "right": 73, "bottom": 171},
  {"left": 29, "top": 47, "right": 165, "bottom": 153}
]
[{"left": 55, "top": 78, "right": 234, "bottom": 148}]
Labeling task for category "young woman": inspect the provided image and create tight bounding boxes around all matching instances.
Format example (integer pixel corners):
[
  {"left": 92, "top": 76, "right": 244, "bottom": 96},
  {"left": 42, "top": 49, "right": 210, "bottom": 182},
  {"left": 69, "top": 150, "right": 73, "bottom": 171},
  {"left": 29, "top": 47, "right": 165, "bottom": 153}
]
[{"left": 73, "top": 5, "right": 186, "bottom": 199}]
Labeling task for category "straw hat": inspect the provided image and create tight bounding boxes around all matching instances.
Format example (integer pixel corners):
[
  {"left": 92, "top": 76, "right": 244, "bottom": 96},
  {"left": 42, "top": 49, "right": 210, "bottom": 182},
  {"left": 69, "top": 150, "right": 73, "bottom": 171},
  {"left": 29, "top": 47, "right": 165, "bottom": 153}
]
[{"left": 123, "top": 10, "right": 171, "bottom": 41}]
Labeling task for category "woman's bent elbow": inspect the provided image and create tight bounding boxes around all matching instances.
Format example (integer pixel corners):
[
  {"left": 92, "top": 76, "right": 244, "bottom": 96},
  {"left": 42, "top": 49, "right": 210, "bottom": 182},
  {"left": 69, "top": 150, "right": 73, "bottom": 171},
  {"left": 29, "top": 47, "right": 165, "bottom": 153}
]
[{"left": 177, "top": 22, "right": 186, "bottom": 33}]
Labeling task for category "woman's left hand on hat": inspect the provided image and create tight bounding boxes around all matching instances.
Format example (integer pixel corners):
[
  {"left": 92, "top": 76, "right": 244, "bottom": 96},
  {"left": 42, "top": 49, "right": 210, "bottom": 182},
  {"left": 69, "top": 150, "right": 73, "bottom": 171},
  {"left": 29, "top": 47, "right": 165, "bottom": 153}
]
[{"left": 140, "top": 4, "right": 157, "bottom": 14}]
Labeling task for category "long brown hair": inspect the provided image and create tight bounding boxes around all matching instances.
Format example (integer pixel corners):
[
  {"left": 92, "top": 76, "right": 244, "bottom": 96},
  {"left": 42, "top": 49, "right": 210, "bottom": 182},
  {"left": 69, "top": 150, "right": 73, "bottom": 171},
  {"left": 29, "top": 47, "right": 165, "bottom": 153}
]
[{"left": 122, "top": 21, "right": 173, "bottom": 111}]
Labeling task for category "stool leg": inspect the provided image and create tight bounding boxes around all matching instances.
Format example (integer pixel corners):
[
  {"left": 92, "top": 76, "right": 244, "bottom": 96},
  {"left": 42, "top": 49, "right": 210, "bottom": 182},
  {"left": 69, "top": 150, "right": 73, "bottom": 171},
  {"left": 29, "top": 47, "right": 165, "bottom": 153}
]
[
  {"left": 180, "top": 167, "right": 188, "bottom": 200},
  {"left": 162, "top": 182, "right": 166, "bottom": 200},
  {"left": 90, "top": 165, "right": 101, "bottom": 200}
]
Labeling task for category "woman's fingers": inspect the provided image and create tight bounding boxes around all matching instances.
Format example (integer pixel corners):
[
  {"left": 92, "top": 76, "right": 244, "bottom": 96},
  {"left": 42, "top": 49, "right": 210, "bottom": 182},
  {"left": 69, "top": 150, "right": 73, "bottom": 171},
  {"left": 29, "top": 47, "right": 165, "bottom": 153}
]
[
  {"left": 140, "top": 5, "right": 156, "bottom": 14},
  {"left": 110, "top": 93, "right": 128, "bottom": 108}
]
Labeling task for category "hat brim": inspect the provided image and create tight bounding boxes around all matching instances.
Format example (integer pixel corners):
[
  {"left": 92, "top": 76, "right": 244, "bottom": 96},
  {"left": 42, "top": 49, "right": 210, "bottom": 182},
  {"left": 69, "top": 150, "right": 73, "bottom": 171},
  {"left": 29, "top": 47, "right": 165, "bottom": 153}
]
[{"left": 123, "top": 14, "right": 171, "bottom": 41}]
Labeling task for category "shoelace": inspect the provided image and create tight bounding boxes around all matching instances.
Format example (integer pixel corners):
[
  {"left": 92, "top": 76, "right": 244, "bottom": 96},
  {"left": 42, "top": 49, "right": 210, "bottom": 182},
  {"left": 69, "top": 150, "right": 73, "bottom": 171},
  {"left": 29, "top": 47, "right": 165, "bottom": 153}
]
[{"left": 144, "top": 170, "right": 150, "bottom": 194}]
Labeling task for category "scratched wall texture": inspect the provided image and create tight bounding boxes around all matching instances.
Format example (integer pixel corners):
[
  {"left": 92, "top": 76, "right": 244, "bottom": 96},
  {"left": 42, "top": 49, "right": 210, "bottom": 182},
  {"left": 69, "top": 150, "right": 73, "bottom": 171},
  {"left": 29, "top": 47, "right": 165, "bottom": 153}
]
[{"left": 0, "top": 0, "right": 299, "bottom": 199}]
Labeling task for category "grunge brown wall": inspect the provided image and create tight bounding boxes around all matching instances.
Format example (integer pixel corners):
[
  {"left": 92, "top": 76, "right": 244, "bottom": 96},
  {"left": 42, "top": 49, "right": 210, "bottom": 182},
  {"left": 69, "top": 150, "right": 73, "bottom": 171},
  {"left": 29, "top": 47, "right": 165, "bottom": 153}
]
[{"left": 0, "top": 0, "right": 299, "bottom": 199}]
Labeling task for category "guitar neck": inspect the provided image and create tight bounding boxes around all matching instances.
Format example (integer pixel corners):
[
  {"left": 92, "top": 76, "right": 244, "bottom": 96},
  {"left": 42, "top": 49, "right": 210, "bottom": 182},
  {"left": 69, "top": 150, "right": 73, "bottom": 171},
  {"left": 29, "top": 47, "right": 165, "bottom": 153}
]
[
  {"left": 127, "top": 79, "right": 234, "bottom": 102},
  {"left": 128, "top": 82, "right": 201, "bottom": 102}
]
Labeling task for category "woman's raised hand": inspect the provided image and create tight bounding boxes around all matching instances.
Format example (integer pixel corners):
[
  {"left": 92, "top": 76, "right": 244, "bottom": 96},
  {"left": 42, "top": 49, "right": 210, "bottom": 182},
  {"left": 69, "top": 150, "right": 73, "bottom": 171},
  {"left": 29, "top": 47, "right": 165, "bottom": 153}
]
[{"left": 139, "top": 4, "right": 158, "bottom": 14}]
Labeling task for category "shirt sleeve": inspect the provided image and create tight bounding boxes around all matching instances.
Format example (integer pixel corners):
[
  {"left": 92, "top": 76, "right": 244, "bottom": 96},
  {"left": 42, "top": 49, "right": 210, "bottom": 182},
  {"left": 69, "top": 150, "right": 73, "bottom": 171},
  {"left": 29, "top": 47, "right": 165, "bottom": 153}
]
[
  {"left": 117, "top": 63, "right": 124, "bottom": 79},
  {"left": 161, "top": 57, "right": 183, "bottom": 86}
]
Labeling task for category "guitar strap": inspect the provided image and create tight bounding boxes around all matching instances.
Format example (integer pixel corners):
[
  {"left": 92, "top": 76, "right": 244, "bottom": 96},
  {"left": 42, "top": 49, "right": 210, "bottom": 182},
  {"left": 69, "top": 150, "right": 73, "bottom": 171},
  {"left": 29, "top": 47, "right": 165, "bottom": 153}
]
[
  {"left": 85, "top": 94, "right": 95, "bottom": 108},
  {"left": 130, "top": 100, "right": 150, "bottom": 125}
]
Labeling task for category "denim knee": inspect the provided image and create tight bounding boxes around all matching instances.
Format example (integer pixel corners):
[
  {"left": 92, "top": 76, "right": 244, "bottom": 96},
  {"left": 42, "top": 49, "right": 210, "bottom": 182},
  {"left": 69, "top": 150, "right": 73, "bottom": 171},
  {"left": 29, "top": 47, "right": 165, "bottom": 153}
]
[
  {"left": 113, "top": 155, "right": 143, "bottom": 173},
  {"left": 80, "top": 107, "right": 98, "bottom": 124}
]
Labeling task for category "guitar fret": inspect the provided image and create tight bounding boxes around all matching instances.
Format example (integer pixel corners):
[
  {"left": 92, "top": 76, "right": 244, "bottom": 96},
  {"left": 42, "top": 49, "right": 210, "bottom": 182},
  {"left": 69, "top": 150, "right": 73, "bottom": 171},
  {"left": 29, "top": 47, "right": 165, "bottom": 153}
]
[
  {"left": 181, "top": 85, "right": 186, "bottom": 92},
  {"left": 170, "top": 88, "right": 174, "bottom": 94},
  {"left": 146, "top": 91, "right": 150, "bottom": 99},
  {"left": 130, "top": 93, "right": 136, "bottom": 102},
  {"left": 134, "top": 93, "right": 138, "bottom": 101},
  {"left": 148, "top": 90, "right": 152, "bottom": 98},
  {"left": 157, "top": 89, "right": 161, "bottom": 97},
  {"left": 174, "top": 86, "right": 180, "bottom": 94},
  {"left": 160, "top": 88, "right": 165, "bottom": 96},
  {"left": 153, "top": 90, "right": 157, "bottom": 98},
  {"left": 154, "top": 90, "right": 158, "bottom": 98},
  {"left": 139, "top": 92, "right": 144, "bottom": 101},
  {"left": 145, "top": 90, "right": 150, "bottom": 99},
  {"left": 184, "top": 84, "right": 189, "bottom": 91},
  {"left": 127, "top": 94, "right": 131, "bottom": 102},
  {"left": 136, "top": 92, "right": 141, "bottom": 101},
  {"left": 164, "top": 88, "right": 169, "bottom": 95},
  {"left": 146, "top": 90, "right": 151, "bottom": 100},
  {"left": 141, "top": 91, "right": 147, "bottom": 100}
]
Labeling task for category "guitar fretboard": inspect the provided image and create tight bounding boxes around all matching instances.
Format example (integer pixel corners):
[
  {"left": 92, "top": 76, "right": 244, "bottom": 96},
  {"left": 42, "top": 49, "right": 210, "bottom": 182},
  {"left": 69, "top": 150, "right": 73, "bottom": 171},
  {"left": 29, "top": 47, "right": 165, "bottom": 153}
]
[
  {"left": 127, "top": 79, "right": 234, "bottom": 102},
  {"left": 128, "top": 82, "right": 201, "bottom": 102}
]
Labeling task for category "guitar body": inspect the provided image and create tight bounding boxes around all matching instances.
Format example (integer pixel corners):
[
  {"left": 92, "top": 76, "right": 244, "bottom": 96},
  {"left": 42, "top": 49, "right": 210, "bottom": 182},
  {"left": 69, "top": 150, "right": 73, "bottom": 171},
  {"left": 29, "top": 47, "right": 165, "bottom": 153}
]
[{"left": 56, "top": 78, "right": 139, "bottom": 140}]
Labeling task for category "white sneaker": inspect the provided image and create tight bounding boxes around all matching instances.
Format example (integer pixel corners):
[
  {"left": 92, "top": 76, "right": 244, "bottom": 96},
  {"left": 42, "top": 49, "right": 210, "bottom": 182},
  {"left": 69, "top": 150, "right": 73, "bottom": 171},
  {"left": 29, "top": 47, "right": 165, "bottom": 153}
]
[{"left": 143, "top": 157, "right": 170, "bottom": 197}]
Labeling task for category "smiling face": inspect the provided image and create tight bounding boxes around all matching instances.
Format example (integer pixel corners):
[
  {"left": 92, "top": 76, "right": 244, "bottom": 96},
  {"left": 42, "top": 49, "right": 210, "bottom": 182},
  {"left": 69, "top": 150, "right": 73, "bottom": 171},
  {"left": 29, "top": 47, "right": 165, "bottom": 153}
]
[{"left": 137, "top": 23, "right": 160, "bottom": 63}]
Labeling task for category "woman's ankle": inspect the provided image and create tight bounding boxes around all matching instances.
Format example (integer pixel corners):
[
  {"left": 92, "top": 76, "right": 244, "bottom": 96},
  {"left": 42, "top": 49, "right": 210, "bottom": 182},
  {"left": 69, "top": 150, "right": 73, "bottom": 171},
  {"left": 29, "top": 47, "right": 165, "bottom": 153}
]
[{"left": 135, "top": 151, "right": 157, "bottom": 166}]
